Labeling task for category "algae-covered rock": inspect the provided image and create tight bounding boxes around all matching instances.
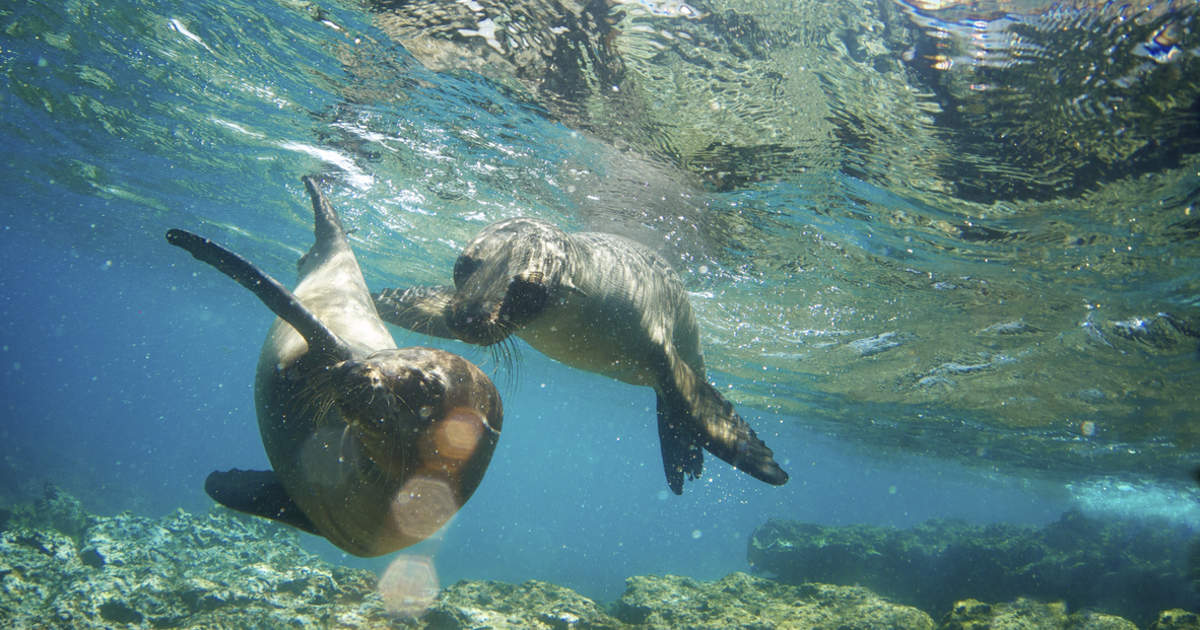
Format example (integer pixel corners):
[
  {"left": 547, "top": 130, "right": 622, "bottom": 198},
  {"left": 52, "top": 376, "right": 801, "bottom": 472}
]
[
  {"left": 2, "top": 484, "right": 95, "bottom": 543},
  {"left": 398, "top": 572, "right": 935, "bottom": 629},
  {"left": 939, "top": 598, "right": 1137, "bottom": 630},
  {"left": 1152, "top": 609, "right": 1200, "bottom": 630},
  {"left": 0, "top": 491, "right": 392, "bottom": 628},
  {"left": 749, "top": 511, "right": 1200, "bottom": 626},
  {"left": 411, "top": 579, "right": 624, "bottom": 630},
  {"left": 613, "top": 571, "right": 935, "bottom": 630},
  {"left": 4, "top": 488, "right": 1189, "bottom": 630}
]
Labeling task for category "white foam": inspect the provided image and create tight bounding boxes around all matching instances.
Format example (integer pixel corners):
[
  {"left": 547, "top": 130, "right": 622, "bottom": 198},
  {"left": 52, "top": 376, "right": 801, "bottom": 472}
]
[{"left": 1066, "top": 476, "right": 1200, "bottom": 529}]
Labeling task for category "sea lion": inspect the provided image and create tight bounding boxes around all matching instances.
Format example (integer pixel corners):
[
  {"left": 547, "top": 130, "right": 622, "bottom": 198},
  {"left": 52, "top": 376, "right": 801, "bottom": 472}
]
[
  {"left": 166, "top": 177, "right": 502, "bottom": 557},
  {"left": 373, "top": 217, "right": 786, "bottom": 494}
]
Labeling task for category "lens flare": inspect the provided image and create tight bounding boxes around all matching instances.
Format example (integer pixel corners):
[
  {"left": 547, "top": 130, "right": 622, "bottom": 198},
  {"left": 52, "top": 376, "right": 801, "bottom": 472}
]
[
  {"left": 378, "top": 554, "right": 439, "bottom": 618},
  {"left": 434, "top": 407, "right": 486, "bottom": 463},
  {"left": 390, "top": 476, "right": 459, "bottom": 541}
]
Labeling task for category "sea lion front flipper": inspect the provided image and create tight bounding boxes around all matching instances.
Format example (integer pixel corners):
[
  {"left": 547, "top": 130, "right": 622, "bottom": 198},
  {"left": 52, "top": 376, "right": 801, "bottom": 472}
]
[
  {"left": 657, "top": 352, "right": 789, "bottom": 491},
  {"left": 373, "top": 286, "right": 459, "bottom": 339},
  {"left": 166, "top": 228, "right": 353, "bottom": 361},
  {"left": 656, "top": 392, "right": 705, "bottom": 495},
  {"left": 204, "top": 469, "right": 321, "bottom": 535}
]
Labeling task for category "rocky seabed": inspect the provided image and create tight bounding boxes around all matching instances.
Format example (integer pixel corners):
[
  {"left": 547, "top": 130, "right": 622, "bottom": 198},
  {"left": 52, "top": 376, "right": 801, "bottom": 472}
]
[{"left": 1, "top": 489, "right": 1196, "bottom": 630}]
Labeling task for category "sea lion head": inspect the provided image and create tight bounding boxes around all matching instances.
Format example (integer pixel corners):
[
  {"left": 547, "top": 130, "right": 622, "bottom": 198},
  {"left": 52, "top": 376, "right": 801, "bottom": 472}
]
[
  {"left": 444, "top": 218, "right": 570, "bottom": 345},
  {"left": 323, "top": 347, "right": 503, "bottom": 538}
]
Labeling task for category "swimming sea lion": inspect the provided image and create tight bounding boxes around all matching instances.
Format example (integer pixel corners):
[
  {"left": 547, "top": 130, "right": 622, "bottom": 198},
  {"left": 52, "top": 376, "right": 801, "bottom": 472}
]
[
  {"left": 166, "top": 177, "right": 502, "bottom": 557},
  {"left": 373, "top": 217, "right": 786, "bottom": 494}
]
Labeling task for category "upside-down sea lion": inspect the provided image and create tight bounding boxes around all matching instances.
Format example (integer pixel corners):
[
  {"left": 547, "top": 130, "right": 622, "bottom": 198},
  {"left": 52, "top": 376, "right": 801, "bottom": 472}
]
[
  {"left": 373, "top": 217, "right": 786, "bottom": 494},
  {"left": 166, "top": 177, "right": 502, "bottom": 556}
]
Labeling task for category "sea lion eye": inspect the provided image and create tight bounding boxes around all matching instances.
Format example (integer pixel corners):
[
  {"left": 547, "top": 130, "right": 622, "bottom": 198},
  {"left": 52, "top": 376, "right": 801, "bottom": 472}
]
[
  {"left": 501, "top": 275, "right": 548, "bottom": 322},
  {"left": 453, "top": 255, "right": 480, "bottom": 287}
]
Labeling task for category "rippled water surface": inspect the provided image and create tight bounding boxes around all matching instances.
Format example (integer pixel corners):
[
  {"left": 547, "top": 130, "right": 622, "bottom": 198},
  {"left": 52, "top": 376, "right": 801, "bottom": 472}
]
[{"left": 2, "top": 0, "right": 1198, "bottom": 603}]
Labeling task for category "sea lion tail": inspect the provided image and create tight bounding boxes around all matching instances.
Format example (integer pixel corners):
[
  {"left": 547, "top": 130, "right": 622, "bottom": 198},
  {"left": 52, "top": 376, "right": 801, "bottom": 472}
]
[{"left": 165, "top": 228, "right": 353, "bottom": 360}]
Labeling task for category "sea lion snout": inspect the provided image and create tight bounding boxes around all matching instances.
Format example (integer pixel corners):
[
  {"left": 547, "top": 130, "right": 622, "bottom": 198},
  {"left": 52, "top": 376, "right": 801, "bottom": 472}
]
[
  {"left": 446, "top": 297, "right": 509, "bottom": 345},
  {"left": 334, "top": 356, "right": 445, "bottom": 426},
  {"left": 444, "top": 271, "right": 550, "bottom": 345}
]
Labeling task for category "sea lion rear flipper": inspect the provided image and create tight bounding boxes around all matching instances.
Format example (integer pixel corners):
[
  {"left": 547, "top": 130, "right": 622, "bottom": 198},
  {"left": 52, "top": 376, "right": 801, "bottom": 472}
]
[
  {"left": 372, "top": 286, "right": 459, "bottom": 339},
  {"left": 658, "top": 354, "right": 789, "bottom": 491},
  {"left": 297, "top": 175, "right": 351, "bottom": 271},
  {"left": 690, "top": 379, "right": 789, "bottom": 486},
  {"left": 165, "top": 228, "right": 353, "bottom": 360},
  {"left": 204, "top": 469, "right": 321, "bottom": 536},
  {"left": 656, "top": 392, "right": 705, "bottom": 495}
]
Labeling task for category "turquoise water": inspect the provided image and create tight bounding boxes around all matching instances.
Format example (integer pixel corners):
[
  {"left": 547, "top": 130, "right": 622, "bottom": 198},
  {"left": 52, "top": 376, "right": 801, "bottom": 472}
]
[{"left": 2, "top": 0, "right": 1198, "bottom": 609}]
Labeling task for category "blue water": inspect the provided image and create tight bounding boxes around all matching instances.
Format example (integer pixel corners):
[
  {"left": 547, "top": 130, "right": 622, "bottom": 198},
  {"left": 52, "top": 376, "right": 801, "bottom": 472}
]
[
  {"left": 2, "top": 0, "right": 1198, "bottom": 608},
  {"left": 0, "top": 215, "right": 1068, "bottom": 599}
]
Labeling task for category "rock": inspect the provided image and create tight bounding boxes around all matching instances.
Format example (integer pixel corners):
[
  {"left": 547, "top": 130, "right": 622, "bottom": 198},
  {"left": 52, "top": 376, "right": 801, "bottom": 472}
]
[
  {"left": 748, "top": 511, "right": 1200, "bottom": 626},
  {"left": 979, "top": 320, "right": 1037, "bottom": 336},
  {"left": 612, "top": 571, "right": 935, "bottom": 630},
  {"left": 1152, "top": 609, "right": 1200, "bottom": 630},
  {"left": 848, "top": 331, "right": 909, "bottom": 357},
  {"left": 1103, "top": 312, "right": 1200, "bottom": 353},
  {"left": 0, "top": 484, "right": 96, "bottom": 544},
  {"left": 3, "top": 489, "right": 1192, "bottom": 630},
  {"left": 413, "top": 579, "right": 623, "bottom": 630},
  {"left": 0, "top": 497, "right": 391, "bottom": 628},
  {"left": 35, "top": 484, "right": 95, "bottom": 543},
  {"left": 940, "top": 598, "right": 1137, "bottom": 630}
]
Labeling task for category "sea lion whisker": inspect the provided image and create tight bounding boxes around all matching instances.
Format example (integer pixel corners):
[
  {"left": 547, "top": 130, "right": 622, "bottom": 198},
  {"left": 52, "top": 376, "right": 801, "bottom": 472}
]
[
  {"left": 497, "top": 335, "right": 521, "bottom": 393},
  {"left": 384, "top": 428, "right": 407, "bottom": 483},
  {"left": 296, "top": 371, "right": 339, "bottom": 427},
  {"left": 481, "top": 337, "right": 511, "bottom": 391},
  {"left": 472, "top": 337, "right": 499, "bottom": 372},
  {"left": 338, "top": 424, "right": 355, "bottom": 471}
]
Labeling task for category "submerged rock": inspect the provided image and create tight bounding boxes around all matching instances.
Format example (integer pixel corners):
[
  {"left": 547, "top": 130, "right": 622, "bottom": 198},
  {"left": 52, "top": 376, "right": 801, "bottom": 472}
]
[
  {"left": 748, "top": 510, "right": 1200, "bottom": 627},
  {"left": 386, "top": 571, "right": 938, "bottom": 629},
  {"left": 2, "top": 489, "right": 1194, "bottom": 629},
  {"left": 412, "top": 579, "right": 624, "bottom": 630},
  {"left": 0, "top": 487, "right": 388, "bottom": 628},
  {"left": 1104, "top": 312, "right": 1200, "bottom": 353},
  {"left": 1151, "top": 609, "right": 1200, "bottom": 630},
  {"left": 613, "top": 571, "right": 934, "bottom": 630},
  {"left": 940, "top": 598, "right": 1137, "bottom": 630},
  {"left": 847, "top": 331, "right": 910, "bottom": 357},
  {"left": 979, "top": 320, "right": 1037, "bottom": 336}
]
